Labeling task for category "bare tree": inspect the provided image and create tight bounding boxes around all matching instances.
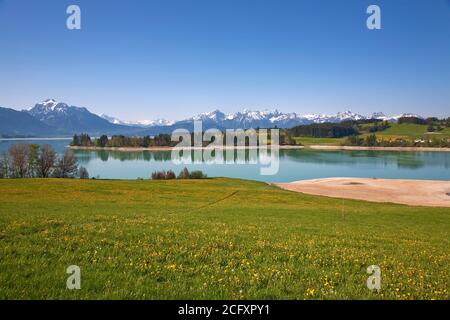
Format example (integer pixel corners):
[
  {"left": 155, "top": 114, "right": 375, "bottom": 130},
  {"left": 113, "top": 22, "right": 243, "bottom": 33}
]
[
  {"left": 8, "top": 144, "right": 29, "bottom": 178},
  {"left": 37, "top": 144, "right": 56, "bottom": 178},
  {"left": 54, "top": 149, "right": 78, "bottom": 178},
  {"left": 78, "top": 166, "right": 89, "bottom": 179},
  {"left": 27, "top": 144, "right": 39, "bottom": 178},
  {"left": 0, "top": 153, "right": 9, "bottom": 178}
]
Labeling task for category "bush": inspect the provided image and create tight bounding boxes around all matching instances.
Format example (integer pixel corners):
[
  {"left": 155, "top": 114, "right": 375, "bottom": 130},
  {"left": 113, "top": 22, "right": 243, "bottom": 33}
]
[
  {"left": 178, "top": 167, "right": 190, "bottom": 179},
  {"left": 151, "top": 170, "right": 166, "bottom": 180},
  {"left": 165, "top": 170, "right": 176, "bottom": 180},
  {"left": 189, "top": 170, "right": 207, "bottom": 179},
  {"left": 152, "top": 168, "right": 208, "bottom": 180},
  {"left": 78, "top": 166, "right": 89, "bottom": 179},
  {"left": 365, "top": 134, "right": 378, "bottom": 147}
]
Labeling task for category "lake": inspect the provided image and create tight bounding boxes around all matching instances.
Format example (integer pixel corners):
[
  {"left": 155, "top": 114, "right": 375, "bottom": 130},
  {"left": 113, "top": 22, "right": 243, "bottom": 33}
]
[{"left": 1, "top": 138, "right": 449, "bottom": 182}]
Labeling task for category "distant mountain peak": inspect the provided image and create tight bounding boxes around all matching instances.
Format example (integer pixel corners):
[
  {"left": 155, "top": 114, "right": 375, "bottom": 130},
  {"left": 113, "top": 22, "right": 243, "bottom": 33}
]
[
  {"left": 43, "top": 98, "right": 57, "bottom": 104},
  {"left": 371, "top": 112, "right": 387, "bottom": 118},
  {"left": 102, "top": 108, "right": 426, "bottom": 131},
  {"left": 99, "top": 113, "right": 174, "bottom": 127},
  {"left": 2, "top": 98, "right": 429, "bottom": 138}
]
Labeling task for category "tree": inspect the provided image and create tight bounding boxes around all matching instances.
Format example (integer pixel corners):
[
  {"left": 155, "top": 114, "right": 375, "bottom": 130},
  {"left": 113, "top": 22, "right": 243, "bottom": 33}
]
[
  {"left": 71, "top": 134, "right": 80, "bottom": 146},
  {"left": 8, "top": 144, "right": 29, "bottom": 178},
  {"left": 141, "top": 136, "right": 151, "bottom": 148},
  {"left": 79, "top": 134, "right": 92, "bottom": 146},
  {"left": 0, "top": 153, "right": 9, "bottom": 178},
  {"left": 365, "top": 134, "right": 378, "bottom": 147},
  {"left": 177, "top": 167, "right": 190, "bottom": 179},
  {"left": 37, "top": 145, "right": 56, "bottom": 178},
  {"left": 27, "top": 144, "right": 39, "bottom": 178},
  {"left": 78, "top": 166, "right": 89, "bottom": 179},
  {"left": 165, "top": 170, "right": 176, "bottom": 179},
  {"left": 98, "top": 135, "right": 109, "bottom": 148},
  {"left": 54, "top": 150, "right": 78, "bottom": 178}
]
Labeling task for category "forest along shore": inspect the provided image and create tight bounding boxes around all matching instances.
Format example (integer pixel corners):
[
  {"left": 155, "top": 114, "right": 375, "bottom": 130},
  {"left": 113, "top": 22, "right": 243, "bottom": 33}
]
[
  {"left": 68, "top": 144, "right": 450, "bottom": 152},
  {"left": 68, "top": 145, "right": 305, "bottom": 152}
]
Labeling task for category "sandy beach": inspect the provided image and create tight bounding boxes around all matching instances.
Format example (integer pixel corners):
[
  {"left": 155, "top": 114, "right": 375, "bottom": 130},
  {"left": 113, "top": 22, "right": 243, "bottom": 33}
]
[
  {"left": 308, "top": 145, "right": 450, "bottom": 152},
  {"left": 276, "top": 178, "right": 450, "bottom": 207}
]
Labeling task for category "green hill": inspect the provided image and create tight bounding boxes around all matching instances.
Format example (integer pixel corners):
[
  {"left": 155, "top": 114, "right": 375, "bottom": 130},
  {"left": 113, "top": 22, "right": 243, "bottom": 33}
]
[{"left": 374, "top": 123, "right": 450, "bottom": 139}]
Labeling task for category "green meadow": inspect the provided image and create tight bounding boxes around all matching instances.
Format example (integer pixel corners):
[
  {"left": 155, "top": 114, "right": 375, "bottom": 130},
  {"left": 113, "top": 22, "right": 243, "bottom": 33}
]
[
  {"left": 293, "top": 136, "right": 345, "bottom": 146},
  {"left": 293, "top": 124, "right": 450, "bottom": 147},
  {"left": 359, "top": 123, "right": 450, "bottom": 140},
  {"left": 0, "top": 178, "right": 449, "bottom": 299}
]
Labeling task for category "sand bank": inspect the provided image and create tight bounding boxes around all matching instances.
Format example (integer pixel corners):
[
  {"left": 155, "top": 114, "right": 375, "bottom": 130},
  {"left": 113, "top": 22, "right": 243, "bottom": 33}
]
[{"left": 276, "top": 178, "right": 450, "bottom": 207}]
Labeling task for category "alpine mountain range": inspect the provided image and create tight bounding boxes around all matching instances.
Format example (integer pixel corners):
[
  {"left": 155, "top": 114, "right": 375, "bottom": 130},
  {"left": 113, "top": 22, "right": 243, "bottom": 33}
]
[{"left": 0, "top": 99, "right": 421, "bottom": 137}]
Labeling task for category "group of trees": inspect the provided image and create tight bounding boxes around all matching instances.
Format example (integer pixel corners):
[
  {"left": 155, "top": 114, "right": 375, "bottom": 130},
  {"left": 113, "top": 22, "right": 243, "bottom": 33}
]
[
  {"left": 288, "top": 123, "right": 359, "bottom": 138},
  {"left": 72, "top": 132, "right": 300, "bottom": 148},
  {"left": 343, "top": 134, "right": 450, "bottom": 148},
  {"left": 70, "top": 117, "right": 450, "bottom": 150},
  {"left": 71, "top": 134, "right": 176, "bottom": 148},
  {"left": 423, "top": 117, "right": 449, "bottom": 133},
  {"left": 151, "top": 168, "right": 208, "bottom": 180},
  {"left": 398, "top": 116, "right": 428, "bottom": 125},
  {"left": 366, "top": 121, "right": 390, "bottom": 133},
  {"left": 71, "top": 134, "right": 92, "bottom": 147},
  {"left": 0, "top": 144, "right": 89, "bottom": 179},
  {"left": 398, "top": 116, "right": 450, "bottom": 130}
]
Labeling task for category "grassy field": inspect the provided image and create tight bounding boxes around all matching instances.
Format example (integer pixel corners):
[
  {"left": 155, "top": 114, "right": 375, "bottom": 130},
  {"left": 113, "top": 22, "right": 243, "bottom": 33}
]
[
  {"left": 293, "top": 136, "right": 345, "bottom": 146},
  {"left": 373, "top": 123, "right": 450, "bottom": 139},
  {"left": 294, "top": 124, "right": 450, "bottom": 146},
  {"left": 0, "top": 178, "right": 449, "bottom": 300}
]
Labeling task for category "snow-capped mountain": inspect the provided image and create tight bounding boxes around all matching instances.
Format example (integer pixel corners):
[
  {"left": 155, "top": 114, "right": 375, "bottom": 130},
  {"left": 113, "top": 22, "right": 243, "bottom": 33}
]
[
  {"left": 0, "top": 98, "right": 427, "bottom": 137},
  {"left": 28, "top": 99, "right": 74, "bottom": 120},
  {"left": 191, "top": 109, "right": 227, "bottom": 123},
  {"left": 103, "top": 108, "right": 422, "bottom": 131},
  {"left": 371, "top": 112, "right": 422, "bottom": 122},
  {"left": 174, "top": 109, "right": 369, "bottom": 129},
  {"left": 99, "top": 113, "right": 175, "bottom": 127},
  {"left": 98, "top": 113, "right": 125, "bottom": 125},
  {"left": 302, "top": 110, "right": 366, "bottom": 124},
  {"left": 25, "top": 99, "right": 139, "bottom": 135}
]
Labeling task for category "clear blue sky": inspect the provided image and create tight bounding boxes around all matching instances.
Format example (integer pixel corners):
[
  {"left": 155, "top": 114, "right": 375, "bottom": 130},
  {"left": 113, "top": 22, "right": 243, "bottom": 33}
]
[{"left": 1, "top": 0, "right": 449, "bottom": 121}]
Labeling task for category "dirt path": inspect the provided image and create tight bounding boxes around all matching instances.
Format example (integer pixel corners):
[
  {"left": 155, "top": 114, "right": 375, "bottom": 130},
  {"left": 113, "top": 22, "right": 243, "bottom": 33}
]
[{"left": 276, "top": 178, "right": 450, "bottom": 207}]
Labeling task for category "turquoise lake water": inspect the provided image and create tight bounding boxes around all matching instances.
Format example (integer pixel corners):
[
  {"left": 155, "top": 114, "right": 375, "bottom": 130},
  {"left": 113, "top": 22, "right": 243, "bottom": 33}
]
[{"left": 1, "top": 139, "right": 449, "bottom": 182}]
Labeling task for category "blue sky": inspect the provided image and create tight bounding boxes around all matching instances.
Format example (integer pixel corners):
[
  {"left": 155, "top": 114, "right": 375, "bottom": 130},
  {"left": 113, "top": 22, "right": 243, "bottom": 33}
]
[{"left": 0, "top": 0, "right": 449, "bottom": 121}]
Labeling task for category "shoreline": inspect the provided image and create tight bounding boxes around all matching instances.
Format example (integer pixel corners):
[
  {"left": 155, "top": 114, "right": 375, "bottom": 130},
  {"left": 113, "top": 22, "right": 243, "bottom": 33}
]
[
  {"left": 308, "top": 145, "right": 450, "bottom": 152},
  {"left": 276, "top": 177, "right": 450, "bottom": 207},
  {"left": 67, "top": 144, "right": 450, "bottom": 152},
  {"left": 68, "top": 145, "right": 305, "bottom": 152}
]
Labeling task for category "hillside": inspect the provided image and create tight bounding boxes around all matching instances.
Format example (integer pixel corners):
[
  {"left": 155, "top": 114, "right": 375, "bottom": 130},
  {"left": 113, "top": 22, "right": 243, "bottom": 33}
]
[
  {"left": 0, "top": 178, "right": 448, "bottom": 299},
  {"left": 26, "top": 99, "right": 139, "bottom": 136},
  {"left": 373, "top": 123, "right": 450, "bottom": 139},
  {"left": 0, "top": 107, "right": 56, "bottom": 137}
]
